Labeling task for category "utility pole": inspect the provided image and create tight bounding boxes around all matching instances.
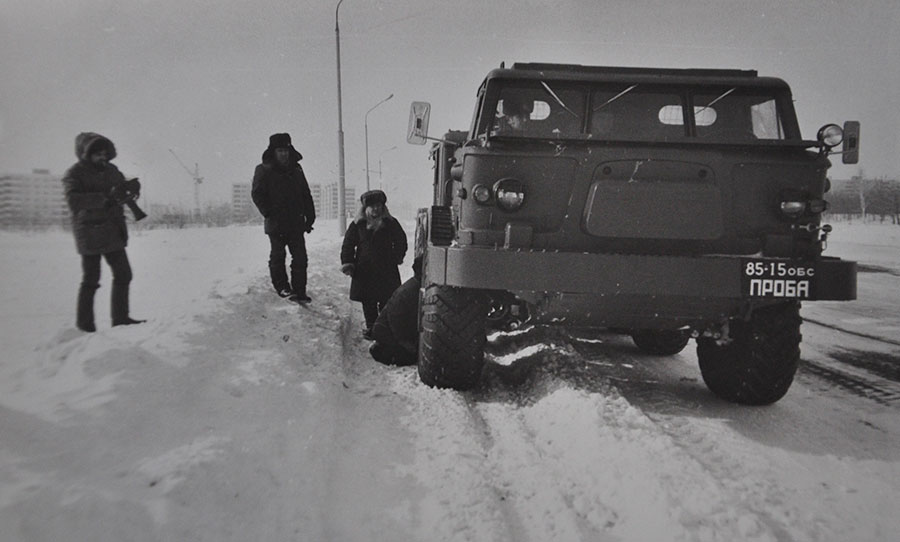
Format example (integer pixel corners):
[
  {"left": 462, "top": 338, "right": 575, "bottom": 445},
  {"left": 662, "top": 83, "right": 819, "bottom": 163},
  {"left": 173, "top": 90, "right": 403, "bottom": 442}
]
[
  {"left": 856, "top": 169, "right": 866, "bottom": 221},
  {"left": 365, "top": 93, "right": 393, "bottom": 192},
  {"left": 335, "top": 0, "right": 347, "bottom": 234}
]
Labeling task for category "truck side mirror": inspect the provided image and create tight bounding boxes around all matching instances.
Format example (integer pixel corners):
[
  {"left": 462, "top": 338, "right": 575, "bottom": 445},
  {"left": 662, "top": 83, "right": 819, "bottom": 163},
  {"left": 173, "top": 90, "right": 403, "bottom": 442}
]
[
  {"left": 842, "top": 120, "right": 860, "bottom": 164},
  {"left": 407, "top": 101, "right": 431, "bottom": 145}
]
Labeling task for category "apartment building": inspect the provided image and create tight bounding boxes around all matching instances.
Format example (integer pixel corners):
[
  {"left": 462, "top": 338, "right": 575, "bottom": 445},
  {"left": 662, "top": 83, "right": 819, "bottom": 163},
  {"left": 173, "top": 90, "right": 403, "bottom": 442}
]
[
  {"left": 231, "top": 181, "right": 355, "bottom": 222},
  {"left": 231, "top": 183, "right": 255, "bottom": 222},
  {"left": 317, "top": 182, "right": 356, "bottom": 220},
  {"left": 0, "top": 169, "right": 68, "bottom": 227}
]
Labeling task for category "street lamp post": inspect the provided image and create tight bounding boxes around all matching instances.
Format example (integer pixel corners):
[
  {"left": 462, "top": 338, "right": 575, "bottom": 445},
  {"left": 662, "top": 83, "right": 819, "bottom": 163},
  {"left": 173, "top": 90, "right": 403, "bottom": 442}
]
[
  {"left": 335, "top": 0, "right": 347, "bottom": 234},
  {"left": 364, "top": 93, "right": 393, "bottom": 192},
  {"left": 378, "top": 145, "right": 397, "bottom": 190}
]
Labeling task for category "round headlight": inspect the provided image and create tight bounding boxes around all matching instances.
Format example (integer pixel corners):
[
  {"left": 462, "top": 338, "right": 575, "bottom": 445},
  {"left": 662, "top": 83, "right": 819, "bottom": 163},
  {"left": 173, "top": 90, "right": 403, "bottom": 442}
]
[
  {"left": 817, "top": 124, "right": 843, "bottom": 148},
  {"left": 494, "top": 178, "right": 525, "bottom": 212},
  {"left": 780, "top": 201, "right": 806, "bottom": 217},
  {"left": 472, "top": 184, "right": 492, "bottom": 204}
]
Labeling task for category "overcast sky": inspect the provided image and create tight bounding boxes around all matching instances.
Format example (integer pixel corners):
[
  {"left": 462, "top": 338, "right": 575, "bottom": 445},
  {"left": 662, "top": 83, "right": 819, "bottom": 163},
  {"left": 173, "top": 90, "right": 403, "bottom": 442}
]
[{"left": 2, "top": 0, "right": 898, "bottom": 212}]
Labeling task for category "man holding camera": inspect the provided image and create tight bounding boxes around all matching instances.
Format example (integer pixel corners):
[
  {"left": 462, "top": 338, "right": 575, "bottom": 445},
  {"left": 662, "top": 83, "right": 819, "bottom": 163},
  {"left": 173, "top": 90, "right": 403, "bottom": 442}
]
[{"left": 62, "top": 132, "right": 145, "bottom": 332}]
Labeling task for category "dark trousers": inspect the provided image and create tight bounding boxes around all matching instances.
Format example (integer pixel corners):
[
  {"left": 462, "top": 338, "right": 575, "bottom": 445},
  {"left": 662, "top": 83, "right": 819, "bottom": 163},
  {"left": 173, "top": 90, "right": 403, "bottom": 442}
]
[
  {"left": 362, "top": 300, "right": 387, "bottom": 331},
  {"left": 268, "top": 232, "right": 307, "bottom": 295},
  {"left": 78, "top": 249, "right": 133, "bottom": 327}
]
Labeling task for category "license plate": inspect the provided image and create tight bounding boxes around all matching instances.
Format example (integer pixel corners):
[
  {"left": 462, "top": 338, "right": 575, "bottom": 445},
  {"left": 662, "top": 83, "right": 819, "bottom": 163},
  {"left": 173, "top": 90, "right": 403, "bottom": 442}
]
[{"left": 741, "top": 259, "right": 816, "bottom": 298}]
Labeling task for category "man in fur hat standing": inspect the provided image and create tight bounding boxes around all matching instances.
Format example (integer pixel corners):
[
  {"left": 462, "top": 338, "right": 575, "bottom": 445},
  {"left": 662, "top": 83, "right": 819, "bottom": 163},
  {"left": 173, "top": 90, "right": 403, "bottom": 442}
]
[
  {"left": 252, "top": 133, "right": 316, "bottom": 303},
  {"left": 62, "top": 132, "right": 145, "bottom": 332},
  {"left": 340, "top": 189, "right": 407, "bottom": 339}
]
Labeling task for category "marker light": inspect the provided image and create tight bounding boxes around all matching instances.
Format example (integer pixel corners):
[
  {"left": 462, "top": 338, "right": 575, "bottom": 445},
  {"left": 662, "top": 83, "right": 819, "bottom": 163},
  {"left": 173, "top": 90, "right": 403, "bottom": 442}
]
[
  {"left": 807, "top": 199, "right": 829, "bottom": 214},
  {"left": 472, "top": 184, "right": 492, "bottom": 204}
]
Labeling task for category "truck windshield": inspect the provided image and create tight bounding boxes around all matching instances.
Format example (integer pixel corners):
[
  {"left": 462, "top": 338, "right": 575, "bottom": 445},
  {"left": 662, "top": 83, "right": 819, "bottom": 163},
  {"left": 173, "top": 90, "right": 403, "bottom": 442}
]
[
  {"left": 693, "top": 89, "right": 784, "bottom": 141},
  {"left": 590, "top": 87, "right": 684, "bottom": 141},
  {"left": 489, "top": 84, "right": 585, "bottom": 138},
  {"left": 590, "top": 85, "right": 785, "bottom": 142},
  {"left": 483, "top": 81, "right": 786, "bottom": 143}
]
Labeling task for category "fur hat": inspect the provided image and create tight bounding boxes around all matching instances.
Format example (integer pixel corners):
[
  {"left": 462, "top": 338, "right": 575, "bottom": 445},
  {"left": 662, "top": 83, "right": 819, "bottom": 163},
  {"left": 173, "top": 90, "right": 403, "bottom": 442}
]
[
  {"left": 360, "top": 189, "right": 387, "bottom": 207},
  {"left": 354, "top": 189, "right": 392, "bottom": 225},
  {"left": 75, "top": 132, "right": 116, "bottom": 162},
  {"left": 503, "top": 95, "right": 534, "bottom": 116},
  {"left": 262, "top": 132, "right": 303, "bottom": 163}
]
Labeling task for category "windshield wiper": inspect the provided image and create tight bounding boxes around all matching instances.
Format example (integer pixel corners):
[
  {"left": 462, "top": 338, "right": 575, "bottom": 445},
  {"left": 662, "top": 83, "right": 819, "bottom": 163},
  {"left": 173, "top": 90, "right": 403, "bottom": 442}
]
[
  {"left": 695, "top": 87, "right": 737, "bottom": 116},
  {"left": 540, "top": 82, "right": 579, "bottom": 118},
  {"left": 592, "top": 84, "right": 638, "bottom": 112}
]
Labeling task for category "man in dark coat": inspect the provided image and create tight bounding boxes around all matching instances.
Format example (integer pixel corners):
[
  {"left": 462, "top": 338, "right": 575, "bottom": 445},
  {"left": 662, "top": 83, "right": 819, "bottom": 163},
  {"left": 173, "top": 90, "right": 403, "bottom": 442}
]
[
  {"left": 251, "top": 133, "right": 316, "bottom": 303},
  {"left": 368, "top": 256, "right": 422, "bottom": 366},
  {"left": 62, "top": 132, "right": 144, "bottom": 332},
  {"left": 340, "top": 189, "right": 407, "bottom": 339}
]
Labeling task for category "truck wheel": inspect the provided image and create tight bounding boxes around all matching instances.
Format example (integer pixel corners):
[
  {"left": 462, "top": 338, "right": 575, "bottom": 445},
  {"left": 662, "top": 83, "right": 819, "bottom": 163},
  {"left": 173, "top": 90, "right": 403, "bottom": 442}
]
[
  {"left": 697, "top": 302, "right": 801, "bottom": 405},
  {"left": 631, "top": 330, "right": 691, "bottom": 356},
  {"left": 418, "top": 285, "right": 488, "bottom": 390}
]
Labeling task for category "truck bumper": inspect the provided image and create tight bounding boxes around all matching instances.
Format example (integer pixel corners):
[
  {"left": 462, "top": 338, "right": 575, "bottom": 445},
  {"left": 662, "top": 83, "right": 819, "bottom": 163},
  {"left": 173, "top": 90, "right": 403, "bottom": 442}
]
[{"left": 424, "top": 246, "right": 857, "bottom": 301}]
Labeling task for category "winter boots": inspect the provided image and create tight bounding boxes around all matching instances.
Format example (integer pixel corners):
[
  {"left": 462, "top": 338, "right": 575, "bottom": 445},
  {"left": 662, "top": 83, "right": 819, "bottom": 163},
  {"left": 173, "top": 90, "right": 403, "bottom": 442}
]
[
  {"left": 113, "top": 317, "right": 146, "bottom": 327},
  {"left": 76, "top": 283, "right": 98, "bottom": 332},
  {"left": 77, "top": 282, "right": 144, "bottom": 331},
  {"left": 111, "top": 282, "right": 145, "bottom": 326}
]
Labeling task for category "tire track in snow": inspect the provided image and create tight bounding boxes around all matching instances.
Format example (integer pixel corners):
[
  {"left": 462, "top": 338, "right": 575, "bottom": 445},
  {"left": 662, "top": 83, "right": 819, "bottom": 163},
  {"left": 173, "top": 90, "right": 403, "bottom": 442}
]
[
  {"left": 475, "top": 379, "right": 780, "bottom": 542},
  {"left": 474, "top": 333, "right": 782, "bottom": 541},
  {"left": 643, "top": 409, "right": 900, "bottom": 542},
  {"left": 472, "top": 397, "right": 611, "bottom": 541},
  {"left": 643, "top": 412, "right": 800, "bottom": 541},
  {"left": 500, "top": 327, "right": 900, "bottom": 541},
  {"left": 389, "top": 372, "right": 516, "bottom": 542}
]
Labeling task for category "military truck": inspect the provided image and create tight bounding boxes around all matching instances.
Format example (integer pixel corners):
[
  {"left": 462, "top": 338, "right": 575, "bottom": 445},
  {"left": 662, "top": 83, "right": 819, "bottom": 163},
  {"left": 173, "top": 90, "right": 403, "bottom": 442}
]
[{"left": 407, "top": 62, "right": 860, "bottom": 405}]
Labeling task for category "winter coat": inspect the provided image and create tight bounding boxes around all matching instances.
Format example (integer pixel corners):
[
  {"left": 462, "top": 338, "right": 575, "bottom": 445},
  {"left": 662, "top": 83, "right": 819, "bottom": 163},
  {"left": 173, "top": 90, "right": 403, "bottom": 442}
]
[
  {"left": 340, "top": 215, "right": 407, "bottom": 303},
  {"left": 251, "top": 154, "right": 315, "bottom": 236},
  {"left": 62, "top": 132, "right": 128, "bottom": 255}
]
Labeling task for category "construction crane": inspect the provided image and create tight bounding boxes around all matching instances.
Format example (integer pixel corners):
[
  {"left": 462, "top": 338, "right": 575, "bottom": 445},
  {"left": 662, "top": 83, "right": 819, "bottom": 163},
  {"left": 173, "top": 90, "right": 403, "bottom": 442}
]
[{"left": 168, "top": 148, "right": 203, "bottom": 218}]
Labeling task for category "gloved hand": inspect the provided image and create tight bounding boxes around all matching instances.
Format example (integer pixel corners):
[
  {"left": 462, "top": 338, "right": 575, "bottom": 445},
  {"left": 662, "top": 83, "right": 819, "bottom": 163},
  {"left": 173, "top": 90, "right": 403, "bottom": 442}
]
[
  {"left": 341, "top": 263, "right": 355, "bottom": 276},
  {"left": 109, "top": 183, "right": 137, "bottom": 205},
  {"left": 305, "top": 225, "right": 314, "bottom": 234}
]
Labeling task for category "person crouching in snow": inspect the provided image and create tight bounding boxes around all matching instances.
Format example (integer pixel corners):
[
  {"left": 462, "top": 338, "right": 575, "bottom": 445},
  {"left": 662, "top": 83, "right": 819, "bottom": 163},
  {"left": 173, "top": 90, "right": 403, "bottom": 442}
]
[
  {"left": 368, "top": 256, "right": 422, "bottom": 366},
  {"left": 340, "top": 189, "right": 407, "bottom": 340}
]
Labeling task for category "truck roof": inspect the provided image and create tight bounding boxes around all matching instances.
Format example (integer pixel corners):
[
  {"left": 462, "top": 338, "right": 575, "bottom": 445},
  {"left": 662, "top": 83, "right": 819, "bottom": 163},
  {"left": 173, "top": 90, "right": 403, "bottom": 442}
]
[{"left": 485, "top": 62, "right": 790, "bottom": 90}]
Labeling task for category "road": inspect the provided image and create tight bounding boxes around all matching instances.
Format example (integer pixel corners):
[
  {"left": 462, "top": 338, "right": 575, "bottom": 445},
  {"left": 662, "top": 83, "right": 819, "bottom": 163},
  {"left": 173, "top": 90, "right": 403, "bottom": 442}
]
[
  {"left": 342, "top": 240, "right": 900, "bottom": 541},
  {"left": 373, "top": 231, "right": 900, "bottom": 541},
  {"left": 2, "top": 224, "right": 897, "bottom": 542}
]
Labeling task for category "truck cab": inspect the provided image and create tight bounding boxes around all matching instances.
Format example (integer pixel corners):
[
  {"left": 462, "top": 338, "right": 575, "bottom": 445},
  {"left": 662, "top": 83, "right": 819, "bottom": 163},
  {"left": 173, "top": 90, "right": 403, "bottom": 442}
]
[{"left": 409, "top": 62, "right": 859, "bottom": 405}]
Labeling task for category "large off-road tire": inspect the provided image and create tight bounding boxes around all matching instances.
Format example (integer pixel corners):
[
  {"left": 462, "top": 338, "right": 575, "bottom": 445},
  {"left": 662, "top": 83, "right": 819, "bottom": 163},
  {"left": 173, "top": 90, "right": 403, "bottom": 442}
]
[
  {"left": 697, "top": 301, "right": 801, "bottom": 405},
  {"left": 418, "top": 285, "right": 488, "bottom": 390},
  {"left": 631, "top": 329, "right": 691, "bottom": 356}
]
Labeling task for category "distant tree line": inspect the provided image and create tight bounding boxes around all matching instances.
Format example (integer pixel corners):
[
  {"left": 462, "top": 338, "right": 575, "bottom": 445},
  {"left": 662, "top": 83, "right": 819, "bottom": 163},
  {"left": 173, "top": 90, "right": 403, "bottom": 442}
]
[
  {"left": 3, "top": 202, "right": 265, "bottom": 232},
  {"left": 826, "top": 177, "right": 900, "bottom": 224},
  {"left": 130, "top": 202, "right": 263, "bottom": 229}
]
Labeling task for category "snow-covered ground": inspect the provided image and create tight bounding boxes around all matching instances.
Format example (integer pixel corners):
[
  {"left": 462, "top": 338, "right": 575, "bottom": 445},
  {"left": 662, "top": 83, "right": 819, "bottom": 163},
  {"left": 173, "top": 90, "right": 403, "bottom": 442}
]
[{"left": 0, "top": 219, "right": 898, "bottom": 542}]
